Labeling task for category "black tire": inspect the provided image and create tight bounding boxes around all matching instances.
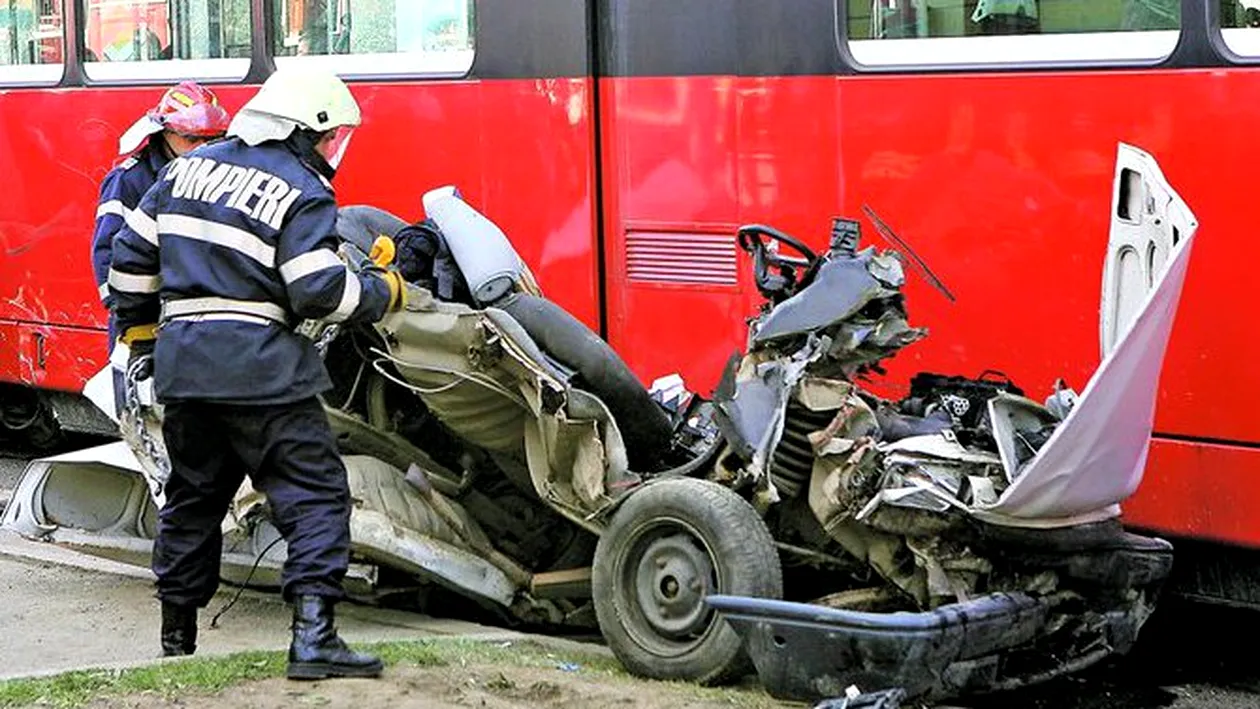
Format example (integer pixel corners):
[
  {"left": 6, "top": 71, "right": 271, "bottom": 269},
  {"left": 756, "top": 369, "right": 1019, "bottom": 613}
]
[{"left": 591, "top": 477, "right": 783, "bottom": 685}]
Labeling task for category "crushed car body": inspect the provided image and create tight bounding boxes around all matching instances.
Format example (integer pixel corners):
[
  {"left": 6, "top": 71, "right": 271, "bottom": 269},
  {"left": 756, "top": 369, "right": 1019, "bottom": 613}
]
[
  {"left": 709, "top": 142, "right": 1193, "bottom": 702},
  {"left": 1, "top": 142, "right": 1189, "bottom": 702}
]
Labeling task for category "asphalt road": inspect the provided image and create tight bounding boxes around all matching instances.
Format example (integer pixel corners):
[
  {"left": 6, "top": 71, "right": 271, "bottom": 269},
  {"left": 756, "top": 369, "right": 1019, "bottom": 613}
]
[{"left": 1, "top": 443, "right": 1258, "bottom": 708}]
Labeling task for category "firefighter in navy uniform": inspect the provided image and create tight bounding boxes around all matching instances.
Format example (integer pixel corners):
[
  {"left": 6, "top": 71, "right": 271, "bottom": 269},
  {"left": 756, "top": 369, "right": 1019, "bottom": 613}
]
[
  {"left": 107, "top": 66, "right": 409, "bottom": 680},
  {"left": 92, "top": 81, "right": 231, "bottom": 349}
]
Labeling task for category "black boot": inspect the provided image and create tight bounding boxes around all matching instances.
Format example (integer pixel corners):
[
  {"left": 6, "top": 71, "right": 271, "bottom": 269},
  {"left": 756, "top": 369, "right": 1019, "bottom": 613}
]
[
  {"left": 287, "top": 595, "right": 383, "bottom": 680},
  {"left": 160, "top": 602, "right": 198, "bottom": 657}
]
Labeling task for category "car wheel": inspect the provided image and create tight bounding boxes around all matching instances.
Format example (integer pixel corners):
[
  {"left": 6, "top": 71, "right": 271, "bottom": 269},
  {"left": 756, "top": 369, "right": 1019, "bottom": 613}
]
[{"left": 591, "top": 477, "right": 783, "bottom": 685}]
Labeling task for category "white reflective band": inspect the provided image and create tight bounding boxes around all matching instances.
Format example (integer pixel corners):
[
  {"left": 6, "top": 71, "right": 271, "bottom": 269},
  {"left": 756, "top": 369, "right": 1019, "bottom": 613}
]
[
  {"left": 166, "top": 313, "right": 276, "bottom": 327},
  {"left": 279, "top": 249, "right": 342, "bottom": 284},
  {"left": 328, "top": 269, "right": 361, "bottom": 323},
  {"left": 96, "top": 200, "right": 125, "bottom": 219},
  {"left": 108, "top": 268, "right": 161, "bottom": 294},
  {"left": 125, "top": 207, "right": 159, "bottom": 247},
  {"left": 157, "top": 214, "right": 276, "bottom": 267},
  {"left": 161, "top": 297, "right": 288, "bottom": 324},
  {"left": 98, "top": 282, "right": 111, "bottom": 302}
]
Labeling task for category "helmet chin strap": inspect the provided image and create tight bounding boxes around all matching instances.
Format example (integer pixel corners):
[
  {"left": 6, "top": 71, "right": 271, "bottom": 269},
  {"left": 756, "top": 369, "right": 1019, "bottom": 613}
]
[{"left": 285, "top": 129, "right": 337, "bottom": 181}]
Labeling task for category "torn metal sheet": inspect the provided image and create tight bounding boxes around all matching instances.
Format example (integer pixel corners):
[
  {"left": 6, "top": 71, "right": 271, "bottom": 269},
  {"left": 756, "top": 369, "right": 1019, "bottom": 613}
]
[
  {"left": 713, "top": 337, "right": 831, "bottom": 499},
  {"left": 881, "top": 431, "right": 1004, "bottom": 466},
  {"left": 751, "top": 250, "right": 898, "bottom": 346},
  {"left": 972, "top": 144, "right": 1198, "bottom": 528},
  {"left": 854, "top": 433, "right": 1005, "bottom": 521},
  {"left": 986, "top": 392, "right": 1061, "bottom": 484}
]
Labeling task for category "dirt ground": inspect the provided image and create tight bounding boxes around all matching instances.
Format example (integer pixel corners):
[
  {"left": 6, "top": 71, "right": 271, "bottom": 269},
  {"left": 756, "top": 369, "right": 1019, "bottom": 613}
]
[{"left": 81, "top": 663, "right": 787, "bottom": 709}]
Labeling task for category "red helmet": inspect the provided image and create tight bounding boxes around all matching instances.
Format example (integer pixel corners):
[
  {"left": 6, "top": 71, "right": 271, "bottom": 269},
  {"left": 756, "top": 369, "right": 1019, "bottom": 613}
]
[
  {"left": 118, "top": 81, "right": 231, "bottom": 155},
  {"left": 149, "top": 81, "right": 230, "bottom": 138}
]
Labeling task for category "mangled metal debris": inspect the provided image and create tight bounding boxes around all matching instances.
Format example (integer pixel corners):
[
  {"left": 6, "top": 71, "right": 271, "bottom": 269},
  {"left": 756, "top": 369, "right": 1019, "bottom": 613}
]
[
  {"left": 815, "top": 686, "right": 907, "bottom": 709},
  {"left": 705, "top": 142, "right": 1193, "bottom": 703},
  {"left": 0, "top": 143, "right": 1191, "bottom": 704}
]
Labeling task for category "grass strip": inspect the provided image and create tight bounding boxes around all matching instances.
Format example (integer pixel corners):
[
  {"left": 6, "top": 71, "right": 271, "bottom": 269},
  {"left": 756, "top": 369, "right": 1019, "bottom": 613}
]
[{"left": 0, "top": 638, "right": 780, "bottom": 709}]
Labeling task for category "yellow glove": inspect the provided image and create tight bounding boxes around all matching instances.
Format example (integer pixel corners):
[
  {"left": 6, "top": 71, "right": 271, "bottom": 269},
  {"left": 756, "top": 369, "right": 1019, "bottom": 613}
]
[
  {"left": 379, "top": 271, "right": 408, "bottom": 312},
  {"left": 369, "top": 235, "right": 396, "bottom": 268},
  {"left": 120, "top": 324, "right": 158, "bottom": 346}
]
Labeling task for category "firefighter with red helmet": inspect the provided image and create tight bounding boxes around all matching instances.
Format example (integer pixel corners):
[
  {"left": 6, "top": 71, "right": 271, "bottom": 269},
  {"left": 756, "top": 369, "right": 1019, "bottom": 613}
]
[{"left": 91, "top": 81, "right": 231, "bottom": 352}]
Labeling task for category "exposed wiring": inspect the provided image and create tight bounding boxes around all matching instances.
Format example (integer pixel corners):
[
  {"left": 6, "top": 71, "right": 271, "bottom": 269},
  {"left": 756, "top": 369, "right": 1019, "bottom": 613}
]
[
  {"left": 367, "top": 347, "right": 525, "bottom": 405},
  {"left": 209, "top": 535, "right": 285, "bottom": 629},
  {"left": 338, "top": 361, "right": 366, "bottom": 410}
]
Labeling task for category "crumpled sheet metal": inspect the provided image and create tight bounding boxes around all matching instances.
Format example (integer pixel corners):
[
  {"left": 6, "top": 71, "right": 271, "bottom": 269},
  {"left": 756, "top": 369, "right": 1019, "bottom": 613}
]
[
  {"left": 377, "top": 290, "right": 635, "bottom": 531},
  {"left": 713, "top": 337, "right": 840, "bottom": 506},
  {"left": 0, "top": 441, "right": 147, "bottom": 540},
  {"left": 523, "top": 386, "right": 634, "bottom": 524},
  {"left": 375, "top": 292, "right": 540, "bottom": 454},
  {"left": 713, "top": 354, "right": 792, "bottom": 472},
  {"left": 751, "top": 249, "right": 902, "bottom": 346},
  {"left": 971, "top": 212, "right": 1198, "bottom": 528},
  {"left": 228, "top": 455, "right": 519, "bottom": 606},
  {"left": 854, "top": 433, "right": 1005, "bottom": 523},
  {"left": 807, "top": 436, "right": 934, "bottom": 606},
  {"left": 805, "top": 166, "right": 1196, "bottom": 530}
]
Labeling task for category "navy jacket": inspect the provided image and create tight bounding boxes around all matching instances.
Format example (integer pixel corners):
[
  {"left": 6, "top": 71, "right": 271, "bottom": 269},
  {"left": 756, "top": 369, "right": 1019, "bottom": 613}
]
[
  {"left": 109, "top": 137, "right": 391, "bottom": 405},
  {"left": 92, "top": 147, "right": 168, "bottom": 339}
]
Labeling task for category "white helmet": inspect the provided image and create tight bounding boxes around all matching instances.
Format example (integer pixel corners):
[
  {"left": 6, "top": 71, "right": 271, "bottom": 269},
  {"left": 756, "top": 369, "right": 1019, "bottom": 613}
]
[{"left": 227, "top": 66, "right": 361, "bottom": 166}]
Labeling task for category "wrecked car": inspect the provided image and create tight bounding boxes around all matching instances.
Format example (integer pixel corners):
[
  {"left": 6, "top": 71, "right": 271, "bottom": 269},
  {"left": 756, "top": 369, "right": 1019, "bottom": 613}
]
[{"left": 1, "top": 142, "right": 1190, "bottom": 703}]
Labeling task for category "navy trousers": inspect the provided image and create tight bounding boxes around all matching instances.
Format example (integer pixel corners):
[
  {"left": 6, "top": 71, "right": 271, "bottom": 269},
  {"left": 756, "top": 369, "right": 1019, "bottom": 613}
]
[{"left": 152, "top": 397, "right": 351, "bottom": 607}]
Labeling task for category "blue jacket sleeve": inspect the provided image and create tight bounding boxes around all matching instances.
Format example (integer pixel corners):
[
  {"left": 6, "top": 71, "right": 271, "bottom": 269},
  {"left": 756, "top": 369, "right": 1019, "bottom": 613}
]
[
  {"left": 90, "top": 169, "right": 129, "bottom": 307},
  {"left": 108, "top": 182, "right": 164, "bottom": 334},
  {"left": 275, "top": 195, "right": 391, "bottom": 324}
]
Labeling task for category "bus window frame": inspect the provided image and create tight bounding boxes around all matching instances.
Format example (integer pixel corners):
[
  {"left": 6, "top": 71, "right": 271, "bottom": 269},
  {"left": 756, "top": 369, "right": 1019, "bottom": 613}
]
[
  {"left": 3, "top": 0, "right": 486, "bottom": 89},
  {"left": 77, "top": 0, "right": 255, "bottom": 85},
  {"left": 833, "top": 0, "right": 1200, "bottom": 73},
  {"left": 1211, "top": 0, "right": 1260, "bottom": 62},
  {"left": 266, "top": 0, "right": 477, "bottom": 82},
  {"left": 0, "top": 0, "right": 67, "bottom": 87}
]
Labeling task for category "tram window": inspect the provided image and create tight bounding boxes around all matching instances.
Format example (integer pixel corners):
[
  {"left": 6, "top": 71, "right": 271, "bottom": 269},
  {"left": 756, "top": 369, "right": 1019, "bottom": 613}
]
[
  {"left": 80, "top": 0, "right": 251, "bottom": 82},
  {"left": 1220, "top": 2, "right": 1260, "bottom": 56},
  {"left": 846, "top": 1, "right": 1181, "bottom": 67},
  {"left": 271, "top": 0, "right": 475, "bottom": 77},
  {"left": 0, "top": 0, "right": 64, "bottom": 84}
]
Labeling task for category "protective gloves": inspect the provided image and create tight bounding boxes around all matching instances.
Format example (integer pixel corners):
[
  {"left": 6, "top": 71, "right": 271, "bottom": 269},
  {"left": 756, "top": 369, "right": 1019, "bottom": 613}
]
[
  {"left": 369, "top": 234, "right": 396, "bottom": 267},
  {"left": 120, "top": 324, "right": 157, "bottom": 384}
]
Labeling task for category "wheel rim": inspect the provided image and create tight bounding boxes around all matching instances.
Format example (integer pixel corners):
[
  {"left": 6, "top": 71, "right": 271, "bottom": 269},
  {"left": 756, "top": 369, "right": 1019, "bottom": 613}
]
[{"left": 613, "top": 517, "right": 723, "bottom": 658}]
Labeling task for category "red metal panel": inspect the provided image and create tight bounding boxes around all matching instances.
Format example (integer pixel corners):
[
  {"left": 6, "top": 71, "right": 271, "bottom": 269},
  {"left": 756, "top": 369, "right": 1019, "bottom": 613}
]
[
  {"left": 1125, "top": 439, "right": 1260, "bottom": 548},
  {"left": 0, "top": 77, "right": 598, "bottom": 392},
  {"left": 601, "top": 75, "right": 842, "bottom": 395},
  {"left": 0, "top": 321, "right": 109, "bottom": 392}
]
